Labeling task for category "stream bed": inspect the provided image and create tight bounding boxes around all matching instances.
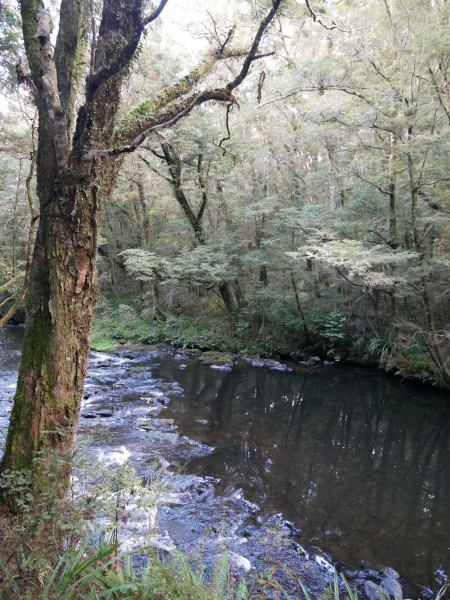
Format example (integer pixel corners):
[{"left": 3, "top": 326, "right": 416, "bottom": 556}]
[{"left": 1, "top": 325, "right": 449, "bottom": 597}]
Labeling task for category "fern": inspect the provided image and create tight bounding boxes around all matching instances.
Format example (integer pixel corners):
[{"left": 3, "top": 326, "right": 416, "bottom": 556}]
[{"left": 211, "top": 551, "right": 230, "bottom": 597}]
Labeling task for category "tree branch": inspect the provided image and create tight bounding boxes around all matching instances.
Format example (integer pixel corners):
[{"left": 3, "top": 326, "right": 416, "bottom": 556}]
[
  {"left": 140, "top": 154, "right": 174, "bottom": 183},
  {"left": 54, "top": 0, "right": 85, "bottom": 128},
  {"left": 85, "top": 89, "right": 237, "bottom": 158},
  {"left": 0, "top": 271, "right": 26, "bottom": 296},
  {"left": 115, "top": 48, "right": 249, "bottom": 144},
  {"left": 304, "top": 0, "right": 349, "bottom": 31},
  {"left": 88, "top": 0, "right": 285, "bottom": 157},
  {"left": 86, "top": 0, "right": 143, "bottom": 95},
  {"left": 355, "top": 171, "right": 389, "bottom": 195},
  {"left": 258, "top": 85, "right": 370, "bottom": 108},
  {"left": 142, "top": 0, "right": 170, "bottom": 26},
  {"left": 226, "top": 0, "right": 282, "bottom": 93},
  {"left": 35, "top": 9, "right": 69, "bottom": 178}
]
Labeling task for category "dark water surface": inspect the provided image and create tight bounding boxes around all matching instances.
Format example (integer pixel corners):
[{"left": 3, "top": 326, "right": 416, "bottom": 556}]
[
  {"left": 151, "top": 357, "right": 450, "bottom": 589},
  {"left": 1, "top": 326, "right": 449, "bottom": 590}
]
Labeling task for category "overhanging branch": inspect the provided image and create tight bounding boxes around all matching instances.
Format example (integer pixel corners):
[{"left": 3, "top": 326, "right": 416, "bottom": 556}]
[
  {"left": 85, "top": 89, "right": 237, "bottom": 158},
  {"left": 142, "top": 0, "right": 170, "bottom": 26}
]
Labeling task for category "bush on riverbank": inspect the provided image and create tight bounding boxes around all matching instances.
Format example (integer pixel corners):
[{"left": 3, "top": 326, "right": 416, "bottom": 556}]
[
  {"left": 0, "top": 452, "right": 251, "bottom": 599},
  {"left": 91, "top": 298, "right": 447, "bottom": 388}
]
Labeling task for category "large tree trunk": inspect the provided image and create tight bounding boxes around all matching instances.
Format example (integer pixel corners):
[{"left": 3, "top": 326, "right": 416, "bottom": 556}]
[
  {"left": 1, "top": 113, "right": 107, "bottom": 473},
  {"left": 1, "top": 185, "right": 98, "bottom": 472}
]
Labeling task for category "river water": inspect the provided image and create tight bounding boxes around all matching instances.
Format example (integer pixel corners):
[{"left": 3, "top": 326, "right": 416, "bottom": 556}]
[{"left": 1, "top": 325, "right": 449, "bottom": 594}]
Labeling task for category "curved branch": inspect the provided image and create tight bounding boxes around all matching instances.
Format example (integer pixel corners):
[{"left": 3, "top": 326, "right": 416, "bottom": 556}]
[
  {"left": 226, "top": 0, "right": 282, "bottom": 93},
  {"left": 115, "top": 48, "right": 248, "bottom": 144},
  {"left": 142, "top": 0, "right": 170, "bottom": 26},
  {"left": 85, "top": 89, "right": 237, "bottom": 158}
]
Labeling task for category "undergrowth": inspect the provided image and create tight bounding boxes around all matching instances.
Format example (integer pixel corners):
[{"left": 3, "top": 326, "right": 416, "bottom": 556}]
[{"left": 91, "top": 298, "right": 445, "bottom": 388}]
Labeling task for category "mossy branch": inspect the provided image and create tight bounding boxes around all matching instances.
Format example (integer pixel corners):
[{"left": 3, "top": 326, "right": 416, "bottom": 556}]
[
  {"left": 85, "top": 88, "right": 237, "bottom": 158},
  {"left": 0, "top": 271, "right": 26, "bottom": 296},
  {"left": 115, "top": 49, "right": 248, "bottom": 144}
]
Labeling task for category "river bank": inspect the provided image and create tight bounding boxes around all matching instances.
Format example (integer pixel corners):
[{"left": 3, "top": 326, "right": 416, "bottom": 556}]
[{"left": 90, "top": 306, "right": 450, "bottom": 391}]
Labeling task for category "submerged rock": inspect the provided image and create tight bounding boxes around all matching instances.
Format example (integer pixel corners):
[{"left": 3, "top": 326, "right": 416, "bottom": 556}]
[
  {"left": 199, "top": 351, "right": 235, "bottom": 367},
  {"left": 381, "top": 568, "right": 403, "bottom": 600},
  {"left": 210, "top": 364, "right": 232, "bottom": 372}
]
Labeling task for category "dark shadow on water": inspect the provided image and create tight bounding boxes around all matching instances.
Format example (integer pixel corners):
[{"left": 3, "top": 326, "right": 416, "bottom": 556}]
[{"left": 156, "top": 360, "right": 450, "bottom": 588}]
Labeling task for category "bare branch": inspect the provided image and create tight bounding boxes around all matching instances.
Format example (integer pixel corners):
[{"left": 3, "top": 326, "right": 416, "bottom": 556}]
[
  {"left": 226, "top": 0, "right": 283, "bottom": 93},
  {"left": 304, "top": 0, "right": 347, "bottom": 31},
  {"left": 259, "top": 85, "right": 370, "bottom": 108},
  {"left": 218, "top": 103, "right": 234, "bottom": 156},
  {"left": 142, "top": 0, "right": 170, "bottom": 26},
  {"left": 355, "top": 172, "right": 390, "bottom": 195},
  {"left": 140, "top": 154, "right": 174, "bottom": 183}
]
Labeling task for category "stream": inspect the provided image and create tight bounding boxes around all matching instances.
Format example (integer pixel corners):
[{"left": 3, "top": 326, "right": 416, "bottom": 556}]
[{"left": 1, "top": 325, "right": 449, "bottom": 597}]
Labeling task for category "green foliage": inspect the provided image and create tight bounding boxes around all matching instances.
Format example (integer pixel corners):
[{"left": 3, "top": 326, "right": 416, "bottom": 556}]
[
  {"left": 32, "top": 545, "right": 249, "bottom": 600},
  {"left": 395, "top": 340, "right": 441, "bottom": 385},
  {"left": 309, "top": 308, "right": 348, "bottom": 361},
  {"left": 367, "top": 332, "right": 396, "bottom": 364},
  {"left": 91, "top": 301, "right": 153, "bottom": 349},
  {"left": 0, "top": 451, "right": 172, "bottom": 598},
  {"left": 139, "top": 314, "right": 242, "bottom": 352},
  {"left": 0, "top": 2, "right": 22, "bottom": 89}
]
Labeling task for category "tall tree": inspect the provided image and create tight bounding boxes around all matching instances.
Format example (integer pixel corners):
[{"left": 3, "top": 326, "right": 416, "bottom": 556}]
[{"left": 0, "top": 0, "right": 284, "bottom": 484}]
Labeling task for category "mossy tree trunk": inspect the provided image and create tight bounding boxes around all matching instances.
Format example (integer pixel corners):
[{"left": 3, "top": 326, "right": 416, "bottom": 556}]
[{"left": 0, "top": 0, "right": 283, "bottom": 485}]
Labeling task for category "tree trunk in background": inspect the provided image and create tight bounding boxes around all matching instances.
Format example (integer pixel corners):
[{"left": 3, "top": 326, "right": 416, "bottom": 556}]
[
  {"left": 388, "top": 133, "right": 397, "bottom": 246},
  {"left": 158, "top": 141, "right": 244, "bottom": 312}
]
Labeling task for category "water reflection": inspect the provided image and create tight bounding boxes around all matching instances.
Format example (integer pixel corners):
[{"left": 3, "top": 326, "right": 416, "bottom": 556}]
[{"left": 158, "top": 361, "right": 450, "bottom": 588}]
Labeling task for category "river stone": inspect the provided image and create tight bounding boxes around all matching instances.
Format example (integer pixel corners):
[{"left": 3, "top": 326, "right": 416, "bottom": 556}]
[
  {"left": 129, "top": 366, "right": 148, "bottom": 374},
  {"left": 364, "top": 581, "right": 391, "bottom": 600},
  {"left": 155, "top": 396, "right": 170, "bottom": 405},
  {"left": 138, "top": 418, "right": 176, "bottom": 432},
  {"left": 96, "top": 408, "right": 113, "bottom": 417},
  {"left": 80, "top": 411, "right": 97, "bottom": 418},
  {"left": 229, "top": 551, "right": 251, "bottom": 572},
  {"left": 210, "top": 364, "right": 232, "bottom": 372},
  {"left": 381, "top": 569, "right": 402, "bottom": 600},
  {"left": 251, "top": 359, "right": 265, "bottom": 367},
  {"left": 313, "top": 555, "right": 334, "bottom": 573},
  {"left": 199, "top": 351, "right": 234, "bottom": 367}
]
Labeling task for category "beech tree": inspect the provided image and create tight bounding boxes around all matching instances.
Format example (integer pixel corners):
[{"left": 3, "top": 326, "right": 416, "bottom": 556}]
[{"left": 0, "top": 0, "right": 284, "bottom": 482}]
